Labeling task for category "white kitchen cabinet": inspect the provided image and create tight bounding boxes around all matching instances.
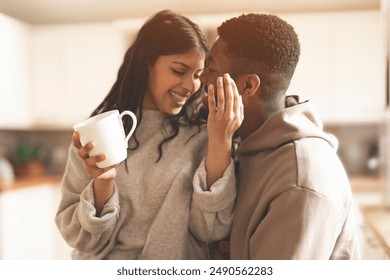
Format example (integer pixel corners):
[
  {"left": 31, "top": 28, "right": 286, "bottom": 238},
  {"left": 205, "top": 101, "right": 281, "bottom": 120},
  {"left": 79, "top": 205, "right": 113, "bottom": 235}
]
[
  {"left": 1, "top": 10, "right": 386, "bottom": 129},
  {"left": 284, "top": 10, "right": 386, "bottom": 124},
  {"left": 282, "top": 14, "right": 333, "bottom": 118},
  {"left": 328, "top": 12, "right": 386, "bottom": 123},
  {"left": 0, "top": 184, "right": 72, "bottom": 259},
  {"left": 0, "top": 14, "right": 32, "bottom": 129},
  {"left": 31, "top": 24, "right": 128, "bottom": 128}
]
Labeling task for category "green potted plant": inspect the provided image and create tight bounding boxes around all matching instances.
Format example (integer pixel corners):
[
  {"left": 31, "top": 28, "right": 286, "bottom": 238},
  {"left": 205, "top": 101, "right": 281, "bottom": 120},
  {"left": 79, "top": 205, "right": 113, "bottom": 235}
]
[{"left": 12, "top": 141, "right": 46, "bottom": 178}]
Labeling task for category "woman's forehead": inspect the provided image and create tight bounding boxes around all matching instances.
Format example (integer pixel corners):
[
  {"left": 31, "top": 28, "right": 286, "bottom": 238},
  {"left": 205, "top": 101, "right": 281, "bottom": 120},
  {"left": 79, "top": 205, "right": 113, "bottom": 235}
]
[{"left": 158, "top": 49, "right": 205, "bottom": 69}]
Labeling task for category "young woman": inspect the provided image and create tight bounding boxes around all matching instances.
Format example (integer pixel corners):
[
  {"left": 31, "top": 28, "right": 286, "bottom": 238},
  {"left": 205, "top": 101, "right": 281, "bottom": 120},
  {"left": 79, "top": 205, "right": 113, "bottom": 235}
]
[{"left": 55, "top": 10, "right": 243, "bottom": 260}]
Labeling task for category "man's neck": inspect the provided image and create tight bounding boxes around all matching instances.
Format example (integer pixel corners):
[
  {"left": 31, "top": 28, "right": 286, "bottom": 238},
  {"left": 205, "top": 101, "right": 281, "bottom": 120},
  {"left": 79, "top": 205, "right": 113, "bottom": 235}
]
[
  {"left": 238, "top": 103, "right": 268, "bottom": 140},
  {"left": 238, "top": 95, "right": 286, "bottom": 140}
]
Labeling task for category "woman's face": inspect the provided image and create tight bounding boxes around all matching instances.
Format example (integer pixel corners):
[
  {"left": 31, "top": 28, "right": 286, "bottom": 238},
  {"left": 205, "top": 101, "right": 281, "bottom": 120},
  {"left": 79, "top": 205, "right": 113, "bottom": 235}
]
[{"left": 143, "top": 48, "right": 205, "bottom": 115}]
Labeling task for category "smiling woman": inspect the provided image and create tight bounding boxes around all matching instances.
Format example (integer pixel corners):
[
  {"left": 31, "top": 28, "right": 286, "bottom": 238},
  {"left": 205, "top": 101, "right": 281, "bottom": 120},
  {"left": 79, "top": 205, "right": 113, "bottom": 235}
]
[{"left": 54, "top": 9, "right": 243, "bottom": 260}]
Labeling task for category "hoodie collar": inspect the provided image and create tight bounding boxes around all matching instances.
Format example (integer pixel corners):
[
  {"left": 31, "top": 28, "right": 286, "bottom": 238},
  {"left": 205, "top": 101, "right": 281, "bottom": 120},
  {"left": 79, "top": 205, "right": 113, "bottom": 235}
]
[{"left": 237, "top": 95, "right": 338, "bottom": 155}]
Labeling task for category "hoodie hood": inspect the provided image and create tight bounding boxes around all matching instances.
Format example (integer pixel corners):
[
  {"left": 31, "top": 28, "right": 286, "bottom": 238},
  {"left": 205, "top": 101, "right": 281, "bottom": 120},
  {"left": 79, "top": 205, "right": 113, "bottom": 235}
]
[{"left": 238, "top": 96, "right": 338, "bottom": 155}]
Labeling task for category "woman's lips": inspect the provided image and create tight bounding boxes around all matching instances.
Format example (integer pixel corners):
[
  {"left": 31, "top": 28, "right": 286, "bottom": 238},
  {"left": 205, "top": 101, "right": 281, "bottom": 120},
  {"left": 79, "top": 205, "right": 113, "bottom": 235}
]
[{"left": 169, "top": 90, "right": 189, "bottom": 106}]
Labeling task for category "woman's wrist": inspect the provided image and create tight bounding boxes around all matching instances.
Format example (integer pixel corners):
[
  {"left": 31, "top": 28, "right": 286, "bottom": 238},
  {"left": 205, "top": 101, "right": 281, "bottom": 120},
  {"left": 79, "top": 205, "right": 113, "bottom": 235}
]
[
  {"left": 205, "top": 140, "right": 232, "bottom": 189},
  {"left": 93, "top": 178, "right": 115, "bottom": 215}
]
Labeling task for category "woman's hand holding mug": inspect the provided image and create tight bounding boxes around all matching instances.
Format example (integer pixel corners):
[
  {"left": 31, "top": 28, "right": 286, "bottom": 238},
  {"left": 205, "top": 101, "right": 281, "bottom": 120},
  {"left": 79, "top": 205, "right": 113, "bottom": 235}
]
[
  {"left": 73, "top": 109, "right": 137, "bottom": 180},
  {"left": 72, "top": 131, "right": 118, "bottom": 180},
  {"left": 72, "top": 109, "right": 137, "bottom": 214}
]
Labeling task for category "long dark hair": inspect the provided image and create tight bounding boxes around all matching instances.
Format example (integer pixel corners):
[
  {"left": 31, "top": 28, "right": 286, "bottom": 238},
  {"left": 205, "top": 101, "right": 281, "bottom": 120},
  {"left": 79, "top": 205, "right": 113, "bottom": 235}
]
[{"left": 91, "top": 10, "right": 209, "bottom": 160}]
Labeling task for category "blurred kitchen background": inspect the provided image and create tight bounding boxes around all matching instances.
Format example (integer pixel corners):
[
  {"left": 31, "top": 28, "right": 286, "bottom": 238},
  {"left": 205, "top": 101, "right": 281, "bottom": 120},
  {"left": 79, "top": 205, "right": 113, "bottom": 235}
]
[{"left": 0, "top": 0, "right": 389, "bottom": 260}]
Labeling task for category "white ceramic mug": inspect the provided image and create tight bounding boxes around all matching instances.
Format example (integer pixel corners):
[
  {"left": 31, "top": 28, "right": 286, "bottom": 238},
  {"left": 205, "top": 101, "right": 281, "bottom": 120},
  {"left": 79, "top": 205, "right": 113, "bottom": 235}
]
[{"left": 73, "top": 110, "right": 137, "bottom": 168}]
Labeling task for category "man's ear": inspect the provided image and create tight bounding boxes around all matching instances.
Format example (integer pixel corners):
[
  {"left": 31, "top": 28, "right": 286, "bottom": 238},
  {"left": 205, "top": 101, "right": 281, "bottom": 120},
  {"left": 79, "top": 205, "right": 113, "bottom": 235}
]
[{"left": 236, "top": 74, "right": 260, "bottom": 97}]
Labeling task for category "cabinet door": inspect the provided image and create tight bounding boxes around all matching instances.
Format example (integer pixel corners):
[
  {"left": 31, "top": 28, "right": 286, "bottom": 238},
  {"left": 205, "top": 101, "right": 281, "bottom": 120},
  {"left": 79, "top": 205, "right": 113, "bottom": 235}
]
[
  {"left": 283, "top": 13, "right": 333, "bottom": 119},
  {"left": 0, "top": 184, "right": 71, "bottom": 259},
  {"left": 30, "top": 29, "right": 66, "bottom": 127},
  {"left": 31, "top": 25, "right": 127, "bottom": 128},
  {"left": 328, "top": 11, "right": 386, "bottom": 123},
  {"left": 0, "top": 14, "right": 32, "bottom": 129}
]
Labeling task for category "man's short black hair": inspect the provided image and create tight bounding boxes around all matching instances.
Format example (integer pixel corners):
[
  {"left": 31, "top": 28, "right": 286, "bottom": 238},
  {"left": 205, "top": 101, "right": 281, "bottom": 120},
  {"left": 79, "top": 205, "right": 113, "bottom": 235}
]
[{"left": 218, "top": 14, "right": 300, "bottom": 95}]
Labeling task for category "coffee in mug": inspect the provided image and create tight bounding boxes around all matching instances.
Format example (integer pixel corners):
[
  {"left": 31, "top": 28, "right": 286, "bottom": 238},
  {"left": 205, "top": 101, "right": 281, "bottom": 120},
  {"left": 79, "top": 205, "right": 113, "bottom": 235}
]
[{"left": 73, "top": 110, "right": 137, "bottom": 168}]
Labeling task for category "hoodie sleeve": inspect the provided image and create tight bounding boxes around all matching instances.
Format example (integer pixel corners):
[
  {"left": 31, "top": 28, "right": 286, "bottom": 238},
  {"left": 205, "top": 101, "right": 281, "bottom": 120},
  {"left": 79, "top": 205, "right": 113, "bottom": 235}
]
[
  {"left": 190, "top": 158, "right": 236, "bottom": 242},
  {"left": 248, "top": 187, "right": 343, "bottom": 259},
  {"left": 55, "top": 145, "right": 120, "bottom": 255}
]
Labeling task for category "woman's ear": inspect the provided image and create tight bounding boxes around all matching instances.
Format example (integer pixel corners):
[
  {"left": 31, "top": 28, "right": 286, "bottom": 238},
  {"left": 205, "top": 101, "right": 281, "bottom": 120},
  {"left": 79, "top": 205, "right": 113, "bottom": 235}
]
[{"left": 236, "top": 74, "right": 260, "bottom": 97}]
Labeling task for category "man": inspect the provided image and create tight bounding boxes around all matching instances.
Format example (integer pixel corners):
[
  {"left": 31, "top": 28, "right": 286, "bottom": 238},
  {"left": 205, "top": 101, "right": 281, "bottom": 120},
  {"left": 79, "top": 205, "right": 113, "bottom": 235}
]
[{"left": 200, "top": 13, "right": 360, "bottom": 259}]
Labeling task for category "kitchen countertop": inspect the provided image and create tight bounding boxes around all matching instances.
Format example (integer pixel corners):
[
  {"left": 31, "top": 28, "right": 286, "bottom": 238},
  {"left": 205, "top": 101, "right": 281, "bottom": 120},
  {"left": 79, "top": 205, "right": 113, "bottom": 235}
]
[
  {"left": 349, "top": 174, "right": 382, "bottom": 193},
  {"left": 349, "top": 174, "right": 390, "bottom": 258},
  {"left": 0, "top": 175, "right": 63, "bottom": 192},
  {"left": 361, "top": 205, "right": 390, "bottom": 258}
]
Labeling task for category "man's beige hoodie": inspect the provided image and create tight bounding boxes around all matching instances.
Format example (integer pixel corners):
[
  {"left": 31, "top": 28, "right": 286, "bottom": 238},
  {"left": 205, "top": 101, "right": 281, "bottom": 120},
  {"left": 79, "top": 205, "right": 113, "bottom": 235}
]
[{"left": 230, "top": 96, "right": 360, "bottom": 259}]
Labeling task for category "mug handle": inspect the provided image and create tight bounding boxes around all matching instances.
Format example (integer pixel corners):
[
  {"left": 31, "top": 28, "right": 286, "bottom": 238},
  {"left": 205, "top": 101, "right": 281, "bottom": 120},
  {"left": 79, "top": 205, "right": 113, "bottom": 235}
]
[{"left": 120, "top": 111, "right": 137, "bottom": 145}]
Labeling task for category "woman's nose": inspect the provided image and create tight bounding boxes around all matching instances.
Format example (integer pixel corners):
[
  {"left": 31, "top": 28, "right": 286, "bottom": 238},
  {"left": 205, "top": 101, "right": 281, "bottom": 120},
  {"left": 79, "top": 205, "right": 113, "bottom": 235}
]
[{"left": 182, "top": 76, "right": 197, "bottom": 92}]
